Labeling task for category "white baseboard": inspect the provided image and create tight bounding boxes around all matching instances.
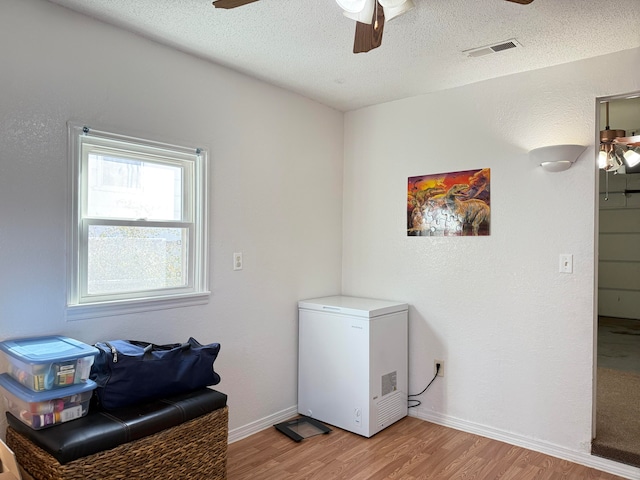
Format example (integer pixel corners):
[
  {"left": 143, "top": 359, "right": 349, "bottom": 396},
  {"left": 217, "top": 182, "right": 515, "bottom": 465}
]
[
  {"left": 410, "top": 408, "right": 640, "bottom": 480},
  {"left": 229, "top": 405, "right": 298, "bottom": 444}
]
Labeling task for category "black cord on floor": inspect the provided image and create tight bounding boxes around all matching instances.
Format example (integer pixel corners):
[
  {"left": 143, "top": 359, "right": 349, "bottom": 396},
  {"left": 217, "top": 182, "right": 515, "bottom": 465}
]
[{"left": 408, "top": 364, "right": 440, "bottom": 408}]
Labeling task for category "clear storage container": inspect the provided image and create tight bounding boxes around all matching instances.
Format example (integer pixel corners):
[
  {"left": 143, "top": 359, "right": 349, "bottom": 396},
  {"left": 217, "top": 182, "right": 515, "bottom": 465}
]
[
  {"left": 0, "top": 336, "right": 98, "bottom": 391},
  {"left": 0, "top": 373, "right": 96, "bottom": 430}
]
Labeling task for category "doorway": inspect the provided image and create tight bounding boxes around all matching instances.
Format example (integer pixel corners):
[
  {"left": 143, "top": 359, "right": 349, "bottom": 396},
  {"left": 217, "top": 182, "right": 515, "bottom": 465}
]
[{"left": 592, "top": 93, "right": 640, "bottom": 466}]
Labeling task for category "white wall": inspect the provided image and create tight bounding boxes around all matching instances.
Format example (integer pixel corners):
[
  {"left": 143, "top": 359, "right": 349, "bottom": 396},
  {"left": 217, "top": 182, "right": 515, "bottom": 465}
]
[
  {"left": 0, "top": 0, "right": 344, "bottom": 433},
  {"left": 4, "top": 0, "right": 640, "bottom": 471},
  {"left": 599, "top": 98, "right": 640, "bottom": 134},
  {"left": 342, "top": 48, "right": 640, "bottom": 455}
]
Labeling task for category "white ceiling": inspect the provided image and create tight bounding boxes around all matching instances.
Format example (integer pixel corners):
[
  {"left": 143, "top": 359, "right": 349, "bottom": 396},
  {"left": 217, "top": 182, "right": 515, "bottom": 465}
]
[{"left": 47, "top": 0, "right": 640, "bottom": 111}]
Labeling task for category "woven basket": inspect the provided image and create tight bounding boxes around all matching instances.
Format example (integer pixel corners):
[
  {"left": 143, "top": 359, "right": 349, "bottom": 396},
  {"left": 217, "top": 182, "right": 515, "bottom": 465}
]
[{"left": 6, "top": 405, "right": 228, "bottom": 480}]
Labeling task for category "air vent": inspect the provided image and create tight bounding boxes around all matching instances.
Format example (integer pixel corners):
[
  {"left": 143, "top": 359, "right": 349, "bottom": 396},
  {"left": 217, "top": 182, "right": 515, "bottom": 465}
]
[
  {"left": 377, "top": 391, "right": 404, "bottom": 427},
  {"left": 463, "top": 39, "right": 522, "bottom": 58}
]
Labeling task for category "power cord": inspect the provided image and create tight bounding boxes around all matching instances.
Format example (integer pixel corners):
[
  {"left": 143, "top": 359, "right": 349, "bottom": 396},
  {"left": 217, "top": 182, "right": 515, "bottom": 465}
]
[{"left": 408, "top": 362, "right": 440, "bottom": 408}]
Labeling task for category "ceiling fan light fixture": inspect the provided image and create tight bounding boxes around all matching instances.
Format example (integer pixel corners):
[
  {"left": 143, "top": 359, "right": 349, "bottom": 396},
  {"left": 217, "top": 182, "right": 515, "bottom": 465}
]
[
  {"left": 378, "top": 0, "right": 408, "bottom": 7},
  {"left": 602, "top": 148, "right": 624, "bottom": 172},
  {"left": 382, "top": 0, "right": 415, "bottom": 22},
  {"left": 336, "top": 0, "right": 369, "bottom": 14},
  {"left": 598, "top": 145, "right": 608, "bottom": 169},
  {"left": 601, "top": 129, "right": 626, "bottom": 143},
  {"left": 605, "top": 157, "right": 624, "bottom": 172},
  {"left": 343, "top": 0, "right": 375, "bottom": 24},
  {"left": 624, "top": 147, "right": 640, "bottom": 168}
]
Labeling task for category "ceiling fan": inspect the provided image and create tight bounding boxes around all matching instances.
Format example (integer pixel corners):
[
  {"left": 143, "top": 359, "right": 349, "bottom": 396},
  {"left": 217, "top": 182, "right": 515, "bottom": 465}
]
[
  {"left": 599, "top": 101, "right": 640, "bottom": 172},
  {"left": 212, "top": 0, "right": 535, "bottom": 54}
]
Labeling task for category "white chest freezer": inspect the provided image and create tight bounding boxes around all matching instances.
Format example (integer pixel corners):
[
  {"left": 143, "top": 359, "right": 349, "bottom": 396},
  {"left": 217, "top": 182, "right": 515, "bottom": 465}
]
[{"left": 298, "top": 295, "right": 408, "bottom": 437}]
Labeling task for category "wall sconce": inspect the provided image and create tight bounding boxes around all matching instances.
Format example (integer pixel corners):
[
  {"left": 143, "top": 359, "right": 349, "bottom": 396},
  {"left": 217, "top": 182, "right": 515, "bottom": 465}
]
[{"left": 529, "top": 144, "right": 586, "bottom": 172}]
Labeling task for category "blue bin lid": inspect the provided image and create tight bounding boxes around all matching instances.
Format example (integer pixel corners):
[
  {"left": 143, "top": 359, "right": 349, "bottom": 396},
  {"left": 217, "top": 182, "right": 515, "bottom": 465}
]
[
  {"left": 0, "top": 336, "right": 98, "bottom": 364},
  {"left": 0, "top": 373, "right": 96, "bottom": 402}
]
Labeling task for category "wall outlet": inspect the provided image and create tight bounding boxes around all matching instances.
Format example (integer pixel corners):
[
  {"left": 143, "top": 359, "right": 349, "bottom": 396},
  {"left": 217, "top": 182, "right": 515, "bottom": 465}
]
[
  {"left": 233, "top": 252, "right": 243, "bottom": 271},
  {"left": 434, "top": 360, "right": 444, "bottom": 377}
]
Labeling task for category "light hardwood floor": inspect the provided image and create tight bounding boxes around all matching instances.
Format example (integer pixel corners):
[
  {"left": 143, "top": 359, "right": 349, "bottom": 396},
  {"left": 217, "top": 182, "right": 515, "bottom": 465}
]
[{"left": 227, "top": 416, "right": 624, "bottom": 480}]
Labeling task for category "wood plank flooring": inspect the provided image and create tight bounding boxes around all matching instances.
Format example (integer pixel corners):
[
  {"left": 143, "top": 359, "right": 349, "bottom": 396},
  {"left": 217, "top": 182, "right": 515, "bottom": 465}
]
[{"left": 227, "top": 416, "right": 625, "bottom": 480}]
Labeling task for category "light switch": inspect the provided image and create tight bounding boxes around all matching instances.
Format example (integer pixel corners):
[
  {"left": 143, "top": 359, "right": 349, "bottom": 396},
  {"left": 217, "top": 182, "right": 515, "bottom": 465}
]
[{"left": 559, "top": 254, "right": 573, "bottom": 274}]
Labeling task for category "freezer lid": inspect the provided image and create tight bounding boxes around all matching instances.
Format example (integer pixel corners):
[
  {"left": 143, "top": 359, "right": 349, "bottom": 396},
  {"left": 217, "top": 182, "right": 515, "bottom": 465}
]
[{"left": 298, "top": 295, "right": 408, "bottom": 318}]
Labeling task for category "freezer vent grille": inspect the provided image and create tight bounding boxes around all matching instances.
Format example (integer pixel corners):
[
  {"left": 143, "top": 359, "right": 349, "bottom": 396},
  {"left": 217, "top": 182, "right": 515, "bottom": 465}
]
[
  {"left": 381, "top": 371, "right": 397, "bottom": 397},
  {"left": 377, "top": 392, "right": 403, "bottom": 427}
]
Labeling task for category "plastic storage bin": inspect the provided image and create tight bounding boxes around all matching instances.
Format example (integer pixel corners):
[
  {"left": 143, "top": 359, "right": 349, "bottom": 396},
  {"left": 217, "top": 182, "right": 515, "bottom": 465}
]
[
  {"left": 0, "top": 373, "right": 96, "bottom": 430},
  {"left": 0, "top": 336, "right": 98, "bottom": 391}
]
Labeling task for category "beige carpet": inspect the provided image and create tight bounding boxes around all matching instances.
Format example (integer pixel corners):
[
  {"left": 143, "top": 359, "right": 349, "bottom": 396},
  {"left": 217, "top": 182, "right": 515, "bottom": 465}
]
[{"left": 592, "top": 367, "right": 640, "bottom": 467}]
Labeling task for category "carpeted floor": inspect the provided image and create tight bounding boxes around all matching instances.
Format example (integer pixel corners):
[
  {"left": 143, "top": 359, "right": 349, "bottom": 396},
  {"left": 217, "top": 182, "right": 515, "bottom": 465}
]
[
  {"left": 598, "top": 317, "right": 640, "bottom": 374},
  {"left": 592, "top": 367, "right": 640, "bottom": 467}
]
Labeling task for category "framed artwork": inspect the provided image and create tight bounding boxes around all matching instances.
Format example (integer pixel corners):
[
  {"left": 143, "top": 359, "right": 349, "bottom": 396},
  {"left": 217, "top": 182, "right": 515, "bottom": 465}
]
[{"left": 407, "top": 168, "right": 490, "bottom": 237}]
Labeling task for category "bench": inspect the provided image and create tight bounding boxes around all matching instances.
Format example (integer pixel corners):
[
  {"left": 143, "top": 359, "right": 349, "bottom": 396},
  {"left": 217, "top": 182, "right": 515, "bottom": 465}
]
[{"left": 5, "top": 388, "right": 228, "bottom": 480}]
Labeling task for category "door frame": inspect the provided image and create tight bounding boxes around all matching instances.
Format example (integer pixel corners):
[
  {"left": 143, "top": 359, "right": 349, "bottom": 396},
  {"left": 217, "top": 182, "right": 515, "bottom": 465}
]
[{"left": 592, "top": 90, "right": 640, "bottom": 441}]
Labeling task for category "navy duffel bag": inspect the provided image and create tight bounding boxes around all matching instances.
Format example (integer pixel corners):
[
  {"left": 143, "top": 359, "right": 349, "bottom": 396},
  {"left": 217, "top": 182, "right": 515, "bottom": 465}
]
[{"left": 90, "top": 338, "right": 221, "bottom": 409}]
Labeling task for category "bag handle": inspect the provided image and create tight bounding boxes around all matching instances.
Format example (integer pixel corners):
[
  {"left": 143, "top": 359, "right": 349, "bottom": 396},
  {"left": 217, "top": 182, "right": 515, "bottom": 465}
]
[{"left": 129, "top": 340, "right": 191, "bottom": 357}]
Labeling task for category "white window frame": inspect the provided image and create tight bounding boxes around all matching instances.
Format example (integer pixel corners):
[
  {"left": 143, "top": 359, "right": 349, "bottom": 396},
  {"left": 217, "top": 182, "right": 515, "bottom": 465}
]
[{"left": 66, "top": 122, "right": 209, "bottom": 320}]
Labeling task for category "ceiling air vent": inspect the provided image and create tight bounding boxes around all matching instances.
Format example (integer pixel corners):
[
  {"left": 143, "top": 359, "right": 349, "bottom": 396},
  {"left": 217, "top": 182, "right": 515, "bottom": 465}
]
[{"left": 463, "top": 39, "right": 522, "bottom": 58}]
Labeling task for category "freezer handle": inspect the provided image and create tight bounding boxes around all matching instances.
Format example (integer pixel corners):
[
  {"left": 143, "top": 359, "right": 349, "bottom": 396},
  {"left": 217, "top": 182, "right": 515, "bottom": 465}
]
[{"left": 322, "top": 306, "right": 342, "bottom": 312}]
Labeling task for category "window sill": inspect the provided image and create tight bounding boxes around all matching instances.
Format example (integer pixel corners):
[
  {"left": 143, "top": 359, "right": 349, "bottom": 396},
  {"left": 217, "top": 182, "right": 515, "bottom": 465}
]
[{"left": 66, "top": 291, "right": 211, "bottom": 321}]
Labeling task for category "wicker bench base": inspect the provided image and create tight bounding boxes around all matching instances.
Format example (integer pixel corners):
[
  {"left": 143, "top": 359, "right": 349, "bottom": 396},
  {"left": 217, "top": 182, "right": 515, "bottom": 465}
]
[{"left": 6, "top": 405, "right": 228, "bottom": 480}]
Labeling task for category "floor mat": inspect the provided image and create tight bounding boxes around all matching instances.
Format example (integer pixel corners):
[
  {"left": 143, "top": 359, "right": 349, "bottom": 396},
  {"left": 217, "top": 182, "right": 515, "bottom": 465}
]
[{"left": 592, "top": 367, "right": 640, "bottom": 467}]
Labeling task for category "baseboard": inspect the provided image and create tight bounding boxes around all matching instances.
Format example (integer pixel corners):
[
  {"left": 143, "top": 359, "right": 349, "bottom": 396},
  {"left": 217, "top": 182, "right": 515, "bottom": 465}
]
[
  {"left": 228, "top": 405, "right": 298, "bottom": 444},
  {"left": 410, "top": 408, "right": 640, "bottom": 480}
]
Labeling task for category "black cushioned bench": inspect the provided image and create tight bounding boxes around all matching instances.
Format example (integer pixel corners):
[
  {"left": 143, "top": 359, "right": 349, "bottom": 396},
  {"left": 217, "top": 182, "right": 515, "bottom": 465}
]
[{"left": 6, "top": 388, "right": 228, "bottom": 480}]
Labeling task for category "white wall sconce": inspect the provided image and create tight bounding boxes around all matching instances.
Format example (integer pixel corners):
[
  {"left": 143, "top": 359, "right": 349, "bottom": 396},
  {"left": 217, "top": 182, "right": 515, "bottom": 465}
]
[{"left": 529, "top": 144, "right": 586, "bottom": 172}]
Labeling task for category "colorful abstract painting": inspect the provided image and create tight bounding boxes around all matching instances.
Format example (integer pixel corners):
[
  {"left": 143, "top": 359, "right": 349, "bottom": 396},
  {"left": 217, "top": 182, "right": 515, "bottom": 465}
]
[{"left": 407, "top": 168, "right": 490, "bottom": 237}]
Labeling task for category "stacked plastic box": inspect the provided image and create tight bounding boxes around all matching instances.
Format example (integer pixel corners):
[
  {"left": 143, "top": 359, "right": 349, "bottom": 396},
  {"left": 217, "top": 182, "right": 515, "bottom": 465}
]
[{"left": 0, "top": 336, "right": 98, "bottom": 430}]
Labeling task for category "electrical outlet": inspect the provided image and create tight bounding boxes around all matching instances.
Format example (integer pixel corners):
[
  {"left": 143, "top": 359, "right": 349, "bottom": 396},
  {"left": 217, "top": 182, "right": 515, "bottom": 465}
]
[
  {"left": 434, "top": 360, "right": 444, "bottom": 377},
  {"left": 233, "top": 252, "right": 243, "bottom": 271}
]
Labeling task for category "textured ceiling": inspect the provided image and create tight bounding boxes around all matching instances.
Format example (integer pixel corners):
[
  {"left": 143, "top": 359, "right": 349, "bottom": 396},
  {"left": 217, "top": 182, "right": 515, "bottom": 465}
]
[{"left": 47, "top": 0, "right": 640, "bottom": 111}]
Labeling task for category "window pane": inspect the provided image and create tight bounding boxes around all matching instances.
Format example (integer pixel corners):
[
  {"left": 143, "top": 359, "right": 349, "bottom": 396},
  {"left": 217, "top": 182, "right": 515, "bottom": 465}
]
[
  {"left": 87, "top": 225, "right": 188, "bottom": 295},
  {"left": 87, "top": 154, "right": 183, "bottom": 221}
]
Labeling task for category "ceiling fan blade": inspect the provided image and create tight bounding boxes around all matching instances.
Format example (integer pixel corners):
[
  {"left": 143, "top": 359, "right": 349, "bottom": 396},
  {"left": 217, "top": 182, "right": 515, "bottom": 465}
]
[
  {"left": 353, "top": 1, "right": 385, "bottom": 54},
  {"left": 504, "top": 0, "right": 534, "bottom": 4},
  {"left": 212, "top": 0, "right": 259, "bottom": 9},
  {"left": 614, "top": 135, "right": 640, "bottom": 147}
]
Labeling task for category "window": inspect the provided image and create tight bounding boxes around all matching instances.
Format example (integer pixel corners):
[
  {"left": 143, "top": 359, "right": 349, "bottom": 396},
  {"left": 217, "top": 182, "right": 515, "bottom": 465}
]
[{"left": 67, "top": 123, "right": 209, "bottom": 319}]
